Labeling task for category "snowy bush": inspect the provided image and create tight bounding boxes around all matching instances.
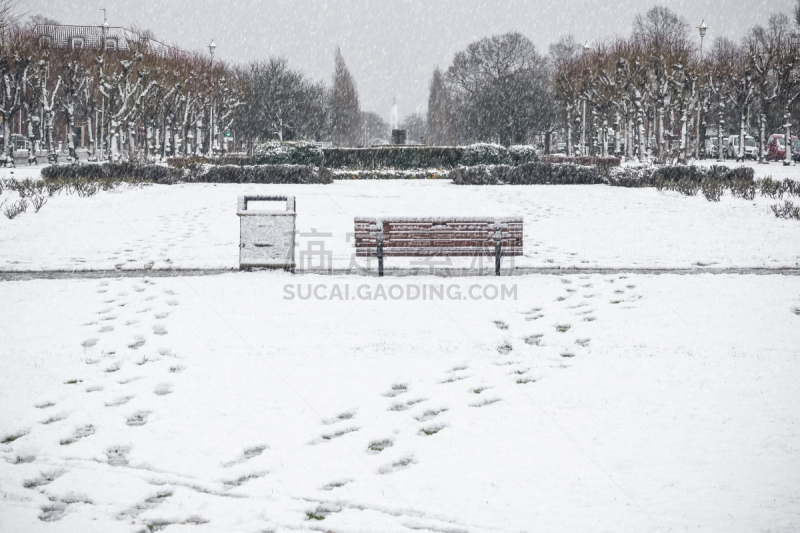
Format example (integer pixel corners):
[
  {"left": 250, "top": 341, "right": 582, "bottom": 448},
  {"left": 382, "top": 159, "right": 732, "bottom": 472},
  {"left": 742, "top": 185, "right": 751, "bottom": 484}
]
[
  {"left": 508, "top": 145, "right": 539, "bottom": 165},
  {"left": 544, "top": 155, "right": 620, "bottom": 169},
  {"left": 332, "top": 168, "right": 449, "bottom": 180},
  {"left": 183, "top": 164, "right": 332, "bottom": 184},
  {"left": 771, "top": 200, "right": 800, "bottom": 220},
  {"left": 460, "top": 143, "right": 510, "bottom": 166},
  {"left": 252, "top": 141, "right": 324, "bottom": 167},
  {"left": 451, "top": 162, "right": 604, "bottom": 185},
  {"left": 323, "top": 146, "right": 464, "bottom": 170},
  {"left": 167, "top": 155, "right": 251, "bottom": 168},
  {"left": 42, "top": 163, "right": 176, "bottom": 185}
]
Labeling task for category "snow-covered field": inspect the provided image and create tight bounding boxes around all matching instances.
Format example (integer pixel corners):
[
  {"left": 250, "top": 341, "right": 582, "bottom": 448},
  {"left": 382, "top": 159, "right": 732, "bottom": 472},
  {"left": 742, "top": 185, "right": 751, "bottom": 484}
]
[
  {"left": 0, "top": 161, "right": 798, "bottom": 272},
  {"left": 1, "top": 161, "right": 799, "bottom": 532},
  {"left": 1, "top": 273, "right": 799, "bottom": 532}
]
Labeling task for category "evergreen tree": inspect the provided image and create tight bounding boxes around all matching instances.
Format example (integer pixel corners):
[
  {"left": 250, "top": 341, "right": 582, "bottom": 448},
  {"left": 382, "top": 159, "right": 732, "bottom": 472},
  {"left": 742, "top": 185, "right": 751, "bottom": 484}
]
[
  {"left": 427, "top": 67, "right": 452, "bottom": 145},
  {"left": 329, "top": 46, "right": 362, "bottom": 146}
]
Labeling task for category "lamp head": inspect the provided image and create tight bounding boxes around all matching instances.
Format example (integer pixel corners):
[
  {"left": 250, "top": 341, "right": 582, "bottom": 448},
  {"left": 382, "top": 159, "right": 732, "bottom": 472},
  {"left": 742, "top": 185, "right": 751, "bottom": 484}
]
[
  {"left": 698, "top": 20, "right": 708, "bottom": 38},
  {"left": 208, "top": 40, "right": 216, "bottom": 57}
]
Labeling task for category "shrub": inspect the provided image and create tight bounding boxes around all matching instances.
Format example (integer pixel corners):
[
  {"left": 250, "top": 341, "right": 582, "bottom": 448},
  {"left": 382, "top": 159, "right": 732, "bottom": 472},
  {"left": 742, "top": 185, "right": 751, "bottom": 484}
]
[
  {"left": 332, "top": 168, "right": 449, "bottom": 180},
  {"left": 771, "top": 200, "right": 800, "bottom": 220},
  {"left": 451, "top": 162, "right": 604, "bottom": 185},
  {"left": 322, "top": 146, "right": 464, "bottom": 169},
  {"left": 544, "top": 155, "right": 621, "bottom": 169},
  {"left": 182, "top": 164, "right": 332, "bottom": 184},
  {"left": 166, "top": 155, "right": 251, "bottom": 168},
  {"left": 460, "top": 143, "right": 510, "bottom": 166},
  {"left": 42, "top": 163, "right": 176, "bottom": 184},
  {"left": 700, "top": 177, "right": 725, "bottom": 201},
  {"left": 508, "top": 145, "right": 539, "bottom": 165},
  {"left": 251, "top": 141, "right": 324, "bottom": 166}
]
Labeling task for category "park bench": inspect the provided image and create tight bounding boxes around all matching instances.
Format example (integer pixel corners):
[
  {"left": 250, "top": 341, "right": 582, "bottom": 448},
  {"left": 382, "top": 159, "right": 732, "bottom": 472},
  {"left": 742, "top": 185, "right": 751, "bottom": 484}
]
[{"left": 354, "top": 217, "right": 523, "bottom": 276}]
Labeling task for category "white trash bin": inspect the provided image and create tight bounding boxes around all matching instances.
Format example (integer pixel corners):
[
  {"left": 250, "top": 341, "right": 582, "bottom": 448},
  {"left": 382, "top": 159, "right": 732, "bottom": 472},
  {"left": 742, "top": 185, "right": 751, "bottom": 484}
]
[{"left": 237, "top": 195, "right": 296, "bottom": 271}]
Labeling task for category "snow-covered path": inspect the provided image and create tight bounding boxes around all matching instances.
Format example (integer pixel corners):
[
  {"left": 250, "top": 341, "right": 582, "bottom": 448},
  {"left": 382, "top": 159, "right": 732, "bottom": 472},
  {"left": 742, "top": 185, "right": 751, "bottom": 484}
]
[{"left": 2, "top": 272, "right": 799, "bottom": 532}]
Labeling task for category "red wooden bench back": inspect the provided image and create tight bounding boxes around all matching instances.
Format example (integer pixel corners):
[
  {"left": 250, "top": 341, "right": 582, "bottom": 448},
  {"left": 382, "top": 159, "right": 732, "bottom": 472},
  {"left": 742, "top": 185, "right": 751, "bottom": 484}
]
[{"left": 354, "top": 217, "right": 523, "bottom": 257}]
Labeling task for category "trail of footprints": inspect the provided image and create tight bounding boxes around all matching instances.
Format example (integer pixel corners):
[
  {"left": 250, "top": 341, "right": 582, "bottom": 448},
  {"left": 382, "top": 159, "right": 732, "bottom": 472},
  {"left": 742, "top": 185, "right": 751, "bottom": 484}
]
[
  {"left": 309, "top": 274, "right": 646, "bottom": 496},
  {"left": 3, "top": 277, "right": 190, "bottom": 523}
]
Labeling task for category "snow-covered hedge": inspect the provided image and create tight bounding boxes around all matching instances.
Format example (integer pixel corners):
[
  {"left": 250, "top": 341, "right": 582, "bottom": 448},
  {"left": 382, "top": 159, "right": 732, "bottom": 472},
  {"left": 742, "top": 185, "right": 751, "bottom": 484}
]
[
  {"left": 252, "top": 141, "right": 324, "bottom": 167},
  {"left": 543, "top": 155, "right": 620, "bottom": 168},
  {"left": 41, "top": 162, "right": 332, "bottom": 185},
  {"left": 608, "top": 164, "right": 754, "bottom": 188},
  {"left": 182, "top": 164, "right": 332, "bottom": 184},
  {"left": 451, "top": 162, "right": 604, "bottom": 185},
  {"left": 508, "top": 145, "right": 540, "bottom": 165},
  {"left": 42, "top": 162, "right": 176, "bottom": 184},
  {"left": 167, "top": 155, "right": 251, "bottom": 168},
  {"left": 332, "top": 168, "right": 449, "bottom": 180},
  {"left": 323, "top": 146, "right": 464, "bottom": 169},
  {"left": 460, "top": 143, "right": 510, "bottom": 166}
]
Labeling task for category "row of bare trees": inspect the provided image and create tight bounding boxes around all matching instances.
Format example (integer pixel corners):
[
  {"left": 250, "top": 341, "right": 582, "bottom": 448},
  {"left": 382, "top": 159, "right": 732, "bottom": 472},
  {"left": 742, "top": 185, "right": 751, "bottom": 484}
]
[
  {"left": 425, "top": 5, "right": 800, "bottom": 162},
  {"left": 550, "top": 6, "right": 800, "bottom": 162},
  {"left": 0, "top": 14, "right": 370, "bottom": 162},
  {"left": 0, "top": 18, "right": 247, "bottom": 162}
]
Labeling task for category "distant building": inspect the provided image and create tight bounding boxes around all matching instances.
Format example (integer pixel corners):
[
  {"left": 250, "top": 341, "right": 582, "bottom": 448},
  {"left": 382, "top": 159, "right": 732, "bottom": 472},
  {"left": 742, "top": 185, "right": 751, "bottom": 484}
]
[{"left": 33, "top": 24, "right": 176, "bottom": 54}]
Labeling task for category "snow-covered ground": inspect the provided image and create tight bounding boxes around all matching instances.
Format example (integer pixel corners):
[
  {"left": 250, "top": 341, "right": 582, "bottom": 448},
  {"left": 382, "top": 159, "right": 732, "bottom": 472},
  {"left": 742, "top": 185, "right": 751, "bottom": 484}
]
[
  {"left": 1, "top": 272, "right": 799, "bottom": 532},
  {"left": 1, "top": 162, "right": 798, "bottom": 272},
  {"left": 1, "top": 161, "right": 799, "bottom": 532}
]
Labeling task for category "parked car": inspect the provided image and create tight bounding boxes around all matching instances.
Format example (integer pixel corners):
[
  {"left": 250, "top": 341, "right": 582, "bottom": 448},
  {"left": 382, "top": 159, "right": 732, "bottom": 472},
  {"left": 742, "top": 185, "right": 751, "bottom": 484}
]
[
  {"left": 766, "top": 134, "right": 799, "bottom": 161},
  {"left": 793, "top": 139, "right": 800, "bottom": 162},
  {"left": 724, "top": 135, "right": 757, "bottom": 159},
  {"left": 0, "top": 133, "right": 29, "bottom": 152},
  {"left": 555, "top": 142, "right": 567, "bottom": 154}
]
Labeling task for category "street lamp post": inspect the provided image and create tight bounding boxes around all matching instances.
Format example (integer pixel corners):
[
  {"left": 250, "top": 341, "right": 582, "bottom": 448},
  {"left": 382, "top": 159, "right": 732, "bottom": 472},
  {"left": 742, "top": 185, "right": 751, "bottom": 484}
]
[
  {"left": 581, "top": 41, "right": 591, "bottom": 156},
  {"left": 99, "top": 10, "right": 109, "bottom": 161},
  {"left": 696, "top": 20, "right": 707, "bottom": 160},
  {"left": 208, "top": 40, "right": 216, "bottom": 156}
]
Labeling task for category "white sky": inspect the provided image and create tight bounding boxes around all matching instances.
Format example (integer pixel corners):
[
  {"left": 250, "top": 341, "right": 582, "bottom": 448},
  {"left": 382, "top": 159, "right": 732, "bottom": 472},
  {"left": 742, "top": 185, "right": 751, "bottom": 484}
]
[{"left": 24, "top": 0, "right": 796, "bottom": 121}]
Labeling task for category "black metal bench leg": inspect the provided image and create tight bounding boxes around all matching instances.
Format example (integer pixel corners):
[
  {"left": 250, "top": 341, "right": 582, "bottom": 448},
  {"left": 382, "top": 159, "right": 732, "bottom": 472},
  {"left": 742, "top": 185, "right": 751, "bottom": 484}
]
[
  {"left": 495, "top": 242, "right": 501, "bottom": 276},
  {"left": 378, "top": 242, "right": 384, "bottom": 277}
]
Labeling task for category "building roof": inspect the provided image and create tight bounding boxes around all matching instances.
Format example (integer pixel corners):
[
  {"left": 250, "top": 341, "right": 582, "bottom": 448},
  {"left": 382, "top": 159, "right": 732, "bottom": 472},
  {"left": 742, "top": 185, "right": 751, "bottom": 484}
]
[{"left": 33, "top": 24, "right": 178, "bottom": 54}]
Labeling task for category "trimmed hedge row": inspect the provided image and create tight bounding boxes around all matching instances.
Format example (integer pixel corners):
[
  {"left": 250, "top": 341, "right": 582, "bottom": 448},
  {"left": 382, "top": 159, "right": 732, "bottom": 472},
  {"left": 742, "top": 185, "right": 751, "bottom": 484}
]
[
  {"left": 166, "top": 155, "right": 251, "bottom": 168},
  {"left": 332, "top": 168, "right": 449, "bottom": 180},
  {"left": 182, "top": 164, "right": 332, "bottom": 184},
  {"left": 323, "top": 146, "right": 465, "bottom": 169},
  {"left": 41, "top": 163, "right": 332, "bottom": 185},
  {"left": 608, "top": 165, "right": 755, "bottom": 188},
  {"left": 41, "top": 162, "right": 176, "bottom": 184},
  {"left": 451, "top": 162, "right": 605, "bottom": 185},
  {"left": 543, "top": 155, "right": 621, "bottom": 169},
  {"left": 252, "top": 141, "right": 324, "bottom": 166}
]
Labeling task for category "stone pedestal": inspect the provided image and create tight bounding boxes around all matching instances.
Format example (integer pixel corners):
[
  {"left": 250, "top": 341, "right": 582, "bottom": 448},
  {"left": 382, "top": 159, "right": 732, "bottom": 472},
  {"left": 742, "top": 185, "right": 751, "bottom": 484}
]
[{"left": 392, "top": 129, "right": 407, "bottom": 145}]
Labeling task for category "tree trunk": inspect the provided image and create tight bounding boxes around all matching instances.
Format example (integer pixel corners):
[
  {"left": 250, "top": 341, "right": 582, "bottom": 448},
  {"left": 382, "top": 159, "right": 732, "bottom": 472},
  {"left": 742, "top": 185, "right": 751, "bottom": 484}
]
[
  {"left": 738, "top": 112, "right": 746, "bottom": 161},
  {"left": 758, "top": 111, "right": 766, "bottom": 163},
  {"left": 784, "top": 111, "right": 792, "bottom": 166},
  {"left": 86, "top": 113, "right": 95, "bottom": 159},
  {"left": 66, "top": 103, "right": 76, "bottom": 160},
  {"left": 566, "top": 107, "right": 573, "bottom": 156}
]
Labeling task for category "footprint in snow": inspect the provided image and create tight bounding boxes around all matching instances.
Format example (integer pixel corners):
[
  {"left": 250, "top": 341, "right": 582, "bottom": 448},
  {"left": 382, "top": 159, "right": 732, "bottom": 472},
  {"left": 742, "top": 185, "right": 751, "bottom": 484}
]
[
  {"left": 60, "top": 424, "right": 95, "bottom": 445},
  {"left": 153, "top": 383, "right": 173, "bottom": 396},
  {"left": 126, "top": 411, "right": 150, "bottom": 427},
  {"left": 153, "top": 325, "right": 167, "bottom": 336},
  {"left": 378, "top": 456, "right": 415, "bottom": 474},
  {"left": 105, "top": 396, "right": 134, "bottom": 407}
]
